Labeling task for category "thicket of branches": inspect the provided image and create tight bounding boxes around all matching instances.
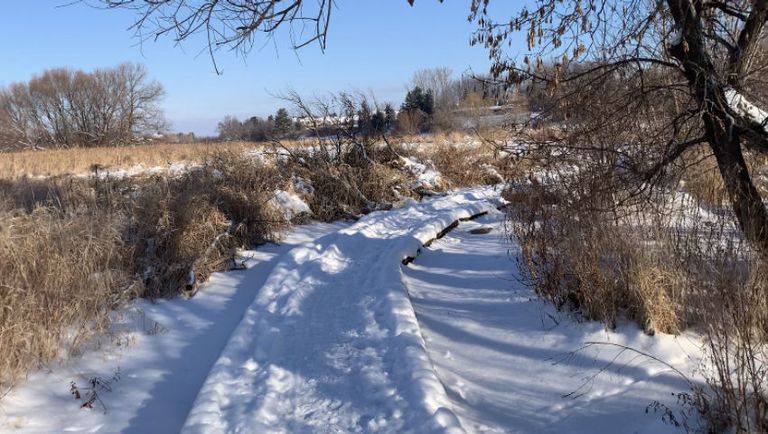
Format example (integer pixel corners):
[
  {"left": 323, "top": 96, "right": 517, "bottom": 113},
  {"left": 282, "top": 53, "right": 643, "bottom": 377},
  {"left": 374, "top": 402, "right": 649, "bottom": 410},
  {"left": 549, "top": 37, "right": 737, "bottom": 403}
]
[
  {"left": 470, "top": 0, "right": 768, "bottom": 429},
  {"left": 470, "top": 0, "right": 768, "bottom": 250},
  {"left": 0, "top": 63, "right": 165, "bottom": 150}
]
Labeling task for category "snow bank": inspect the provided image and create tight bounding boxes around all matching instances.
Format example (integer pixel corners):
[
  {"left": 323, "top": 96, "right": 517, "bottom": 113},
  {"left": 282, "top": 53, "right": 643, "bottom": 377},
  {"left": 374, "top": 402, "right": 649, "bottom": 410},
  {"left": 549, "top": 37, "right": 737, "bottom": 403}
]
[
  {"left": 401, "top": 156, "right": 444, "bottom": 190},
  {"left": 269, "top": 190, "right": 312, "bottom": 221}
]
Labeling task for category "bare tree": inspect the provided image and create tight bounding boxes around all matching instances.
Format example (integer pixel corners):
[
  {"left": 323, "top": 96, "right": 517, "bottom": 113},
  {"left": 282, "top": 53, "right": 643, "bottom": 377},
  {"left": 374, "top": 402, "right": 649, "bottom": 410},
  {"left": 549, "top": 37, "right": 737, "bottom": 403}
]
[
  {"left": 217, "top": 115, "right": 245, "bottom": 141},
  {"left": 116, "top": 63, "right": 166, "bottom": 138},
  {"left": 411, "top": 67, "right": 455, "bottom": 108},
  {"left": 468, "top": 0, "right": 768, "bottom": 251},
  {"left": 98, "top": 0, "right": 768, "bottom": 250},
  {"left": 0, "top": 63, "right": 165, "bottom": 149},
  {"left": 98, "top": 0, "right": 336, "bottom": 72}
]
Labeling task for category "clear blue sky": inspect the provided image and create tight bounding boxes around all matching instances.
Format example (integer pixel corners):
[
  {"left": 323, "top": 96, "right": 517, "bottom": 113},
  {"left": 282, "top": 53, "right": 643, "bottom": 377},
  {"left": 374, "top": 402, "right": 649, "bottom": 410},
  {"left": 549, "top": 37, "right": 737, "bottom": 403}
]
[{"left": 1, "top": 1, "right": 523, "bottom": 136}]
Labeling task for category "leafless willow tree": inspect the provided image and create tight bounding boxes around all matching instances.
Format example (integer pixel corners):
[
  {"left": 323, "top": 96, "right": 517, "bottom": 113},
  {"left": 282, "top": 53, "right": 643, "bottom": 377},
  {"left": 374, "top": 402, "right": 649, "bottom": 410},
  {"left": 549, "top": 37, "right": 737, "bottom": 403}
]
[
  {"left": 411, "top": 68, "right": 455, "bottom": 107},
  {"left": 0, "top": 63, "right": 165, "bottom": 149}
]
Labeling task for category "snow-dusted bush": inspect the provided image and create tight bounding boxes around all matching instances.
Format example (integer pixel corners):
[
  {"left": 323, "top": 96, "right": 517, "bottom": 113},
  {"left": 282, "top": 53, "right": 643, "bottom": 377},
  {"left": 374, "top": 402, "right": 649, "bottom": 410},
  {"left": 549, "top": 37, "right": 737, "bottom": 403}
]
[{"left": 129, "top": 152, "right": 287, "bottom": 298}]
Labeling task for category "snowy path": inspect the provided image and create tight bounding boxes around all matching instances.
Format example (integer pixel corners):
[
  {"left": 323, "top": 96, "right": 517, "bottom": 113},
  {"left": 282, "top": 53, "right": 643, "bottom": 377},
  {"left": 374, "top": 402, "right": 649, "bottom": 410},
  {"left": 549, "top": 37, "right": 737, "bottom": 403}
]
[
  {"left": 0, "top": 222, "right": 350, "bottom": 433},
  {"left": 403, "top": 210, "right": 704, "bottom": 434},
  {"left": 182, "top": 188, "right": 501, "bottom": 433},
  {"left": 1, "top": 187, "right": 706, "bottom": 433}
]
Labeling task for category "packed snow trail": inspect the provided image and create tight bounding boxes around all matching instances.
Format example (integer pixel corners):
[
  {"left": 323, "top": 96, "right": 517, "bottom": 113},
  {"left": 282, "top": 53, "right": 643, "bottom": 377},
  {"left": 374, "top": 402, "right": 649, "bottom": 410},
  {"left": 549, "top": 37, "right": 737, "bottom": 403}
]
[
  {"left": 0, "top": 187, "right": 707, "bottom": 434},
  {"left": 182, "top": 188, "right": 502, "bottom": 433},
  {"left": 403, "top": 210, "right": 704, "bottom": 434},
  {"left": 0, "top": 222, "right": 350, "bottom": 433}
]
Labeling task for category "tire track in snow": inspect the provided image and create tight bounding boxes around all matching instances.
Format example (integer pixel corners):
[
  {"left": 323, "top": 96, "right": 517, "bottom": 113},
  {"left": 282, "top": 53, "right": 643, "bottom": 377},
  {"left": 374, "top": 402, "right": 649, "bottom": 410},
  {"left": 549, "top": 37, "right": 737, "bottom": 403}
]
[{"left": 182, "top": 187, "right": 503, "bottom": 434}]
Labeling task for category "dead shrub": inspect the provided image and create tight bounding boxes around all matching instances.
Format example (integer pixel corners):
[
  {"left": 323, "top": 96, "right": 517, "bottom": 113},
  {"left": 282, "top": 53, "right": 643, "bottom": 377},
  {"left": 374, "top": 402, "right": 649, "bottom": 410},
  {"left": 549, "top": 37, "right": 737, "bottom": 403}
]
[
  {"left": 360, "top": 162, "right": 410, "bottom": 205},
  {"left": 129, "top": 180, "right": 231, "bottom": 298},
  {"left": 420, "top": 142, "right": 504, "bottom": 188},
  {"left": 204, "top": 153, "right": 287, "bottom": 245},
  {"left": 301, "top": 163, "right": 369, "bottom": 221},
  {"left": 628, "top": 264, "right": 686, "bottom": 336},
  {"left": 277, "top": 144, "right": 412, "bottom": 221},
  {"left": 130, "top": 152, "right": 287, "bottom": 298},
  {"left": 301, "top": 162, "right": 408, "bottom": 221},
  {"left": 506, "top": 182, "right": 686, "bottom": 335}
]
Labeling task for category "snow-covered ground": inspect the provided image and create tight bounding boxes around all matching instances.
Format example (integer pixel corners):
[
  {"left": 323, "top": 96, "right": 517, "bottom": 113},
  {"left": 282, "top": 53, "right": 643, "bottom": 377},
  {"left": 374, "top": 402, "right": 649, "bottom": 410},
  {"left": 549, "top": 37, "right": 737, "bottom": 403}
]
[
  {"left": 404, "top": 210, "right": 704, "bottom": 433},
  {"left": 400, "top": 156, "right": 444, "bottom": 190},
  {"left": 182, "top": 188, "right": 501, "bottom": 434},
  {"left": 0, "top": 222, "right": 350, "bottom": 433},
  {"left": 0, "top": 187, "right": 705, "bottom": 433}
]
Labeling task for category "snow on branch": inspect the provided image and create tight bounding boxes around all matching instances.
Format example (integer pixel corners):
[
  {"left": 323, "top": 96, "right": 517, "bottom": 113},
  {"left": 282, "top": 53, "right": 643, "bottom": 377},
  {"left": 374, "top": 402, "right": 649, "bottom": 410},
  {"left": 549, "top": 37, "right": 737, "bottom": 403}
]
[{"left": 724, "top": 87, "right": 768, "bottom": 133}]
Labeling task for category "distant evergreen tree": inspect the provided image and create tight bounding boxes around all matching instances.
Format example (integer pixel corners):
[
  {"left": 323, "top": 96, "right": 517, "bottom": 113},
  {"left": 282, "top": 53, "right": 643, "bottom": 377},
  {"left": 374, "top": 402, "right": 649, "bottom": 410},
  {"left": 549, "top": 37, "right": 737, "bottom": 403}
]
[
  {"left": 400, "top": 87, "right": 435, "bottom": 132},
  {"left": 370, "top": 110, "right": 386, "bottom": 133},
  {"left": 401, "top": 86, "right": 425, "bottom": 112},
  {"left": 421, "top": 89, "right": 435, "bottom": 115},
  {"left": 274, "top": 108, "right": 293, "bottom": 136},
  {"left": 357, "top": 101, "right": 373, "bottom": 136},
  {"left": 401, "top": 86, "right": 435, "bottom": 116},
  {"left": 384, "top": 104, "right": 396, "bottom": 128}
]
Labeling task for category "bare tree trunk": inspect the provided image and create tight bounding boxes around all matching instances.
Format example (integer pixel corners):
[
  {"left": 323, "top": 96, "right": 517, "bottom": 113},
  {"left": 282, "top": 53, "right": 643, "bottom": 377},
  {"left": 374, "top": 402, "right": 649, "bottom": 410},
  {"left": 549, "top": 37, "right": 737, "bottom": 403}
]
[
  {"left": 706, "top": 112, "right": 768, "bottom": 251},
  {"left": 667, "top": 0, "right": 768, "bottom": 252}
]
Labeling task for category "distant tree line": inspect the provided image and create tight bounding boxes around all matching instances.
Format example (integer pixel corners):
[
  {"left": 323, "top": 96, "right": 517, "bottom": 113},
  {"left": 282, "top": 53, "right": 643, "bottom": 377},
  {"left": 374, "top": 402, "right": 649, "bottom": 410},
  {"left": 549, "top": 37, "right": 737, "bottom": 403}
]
[
  {"left": 216, "top": 68, "right": 516, "bottom": 142},
  {"left": 217, "top": 107, "right": 299, "bottom": 141},
  {"left": 0, "top": 63, "right": 165, "bottom": 150},
  {"left": 398, "top": 68, "right": 517, "bottom": 133},
  {"left": 218, "top": 102, "right": 400, "bottom": 142},
  {"left": 356, "top": 102, "right": 397, "bottom": 138}
]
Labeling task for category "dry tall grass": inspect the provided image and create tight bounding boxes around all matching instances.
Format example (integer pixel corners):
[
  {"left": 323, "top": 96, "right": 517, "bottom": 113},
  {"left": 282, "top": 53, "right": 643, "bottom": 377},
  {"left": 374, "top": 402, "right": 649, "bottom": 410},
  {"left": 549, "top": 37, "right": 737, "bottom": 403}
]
[
  {"left": 679, "top": 148, "right": 768, "bottom": 208},
  {"left": 0, "top": 151, "right": 289, "bottom": 391},
  {"left": 418, "top": 142, "right": 506, "bottom": 188},
  {"left": 506, "top": 169, "right": 768, "bottom": 431},
  {"left": 0, "top": 141, "right": 235, "bottom": 179},
  {"left": 0, "top": 141, "right": 271, "bottom": 179},
  {"left": 506, "top": 183, "right": 686, "bottom": 334},
  {"left": 0, "top": 133, "right": 514, "bottom": 399},
  {"left": 0, "top": 208, "right": 134, "bottom": 394},
  {"left": 0, "top": 132, "right": 502, "bottom": 180}
]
